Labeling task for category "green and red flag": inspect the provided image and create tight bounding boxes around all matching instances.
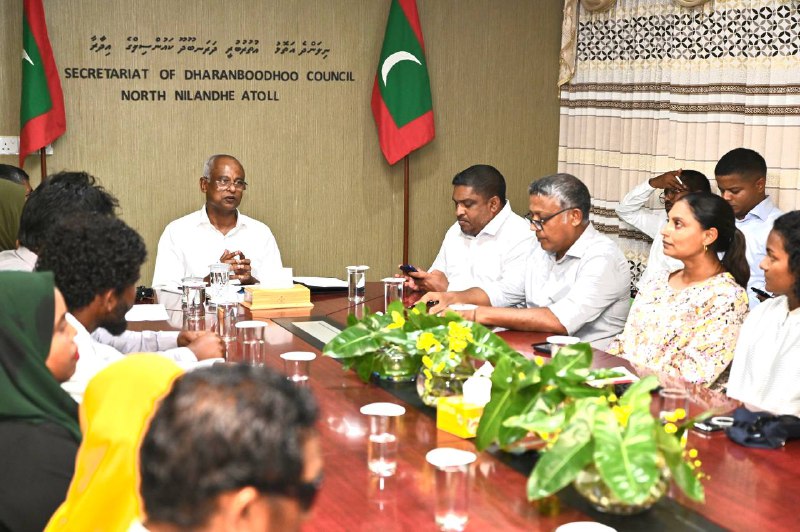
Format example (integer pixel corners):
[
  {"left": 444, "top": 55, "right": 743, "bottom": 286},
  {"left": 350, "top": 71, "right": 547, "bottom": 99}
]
[
  {"left": 371, "top": 0, "right": 435, "bottom": 165},
  {"left": 19, "top": 0, "right": 66, "bottom": 168}
]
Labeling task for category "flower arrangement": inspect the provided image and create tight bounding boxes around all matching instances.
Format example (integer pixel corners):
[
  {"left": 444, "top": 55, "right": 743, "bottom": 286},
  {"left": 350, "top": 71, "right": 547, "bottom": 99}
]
[
  {"left": 475, "top": 343, "right": 706, "bottom": 508},
  {"left": 322, "top": 301, "right": 519, "bottom": 383}
]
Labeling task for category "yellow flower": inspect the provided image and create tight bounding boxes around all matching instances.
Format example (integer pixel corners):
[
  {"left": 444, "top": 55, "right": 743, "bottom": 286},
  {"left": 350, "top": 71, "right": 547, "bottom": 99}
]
[
  {"left": 663, "top": 412, "right": 677, "bottom": 423},
  {"left": 433, "top": 361, "right": 446, "bottom": 373},
  {"left": 422, "top": 355, "right": 433, "bottom": 369},
  {"left": 416, "top": 332, "right": 443, "bottom": 353},
  {"left": 449, "top": 336, "right": 468, "bottom": 353},
  {"left": 447, "top": 321, "right": 474, "bottom": 341},
  {"left": 693, "top": 460, "right": 702, "bottom": 468},
  {"left": 688, "top": 449, "right": 698, "bottom": 458},
  {"left": 612, "top": 405, "right": 632, "bottom": 427},
  {"left": 518, "top": 371, "right": 526, "bottom": 380},
  {"left": 423, "top": 368, "right": 432, "bottom": 380},
  {"left": 411, "top": 307, "right": 421, "bottom": 315},
  {"left": 674, "top": 408, "right": 687, "bottom": 420},
  {"left": 386, "top": 311, "right": 405, "bottom": 330},
  {"left": 534, "top": 356, "right": 545, "bottom": 367},
  {"left": 664, "top": 422, "right": 678, "bottom": 434},
  {"left": 608, "top": 393, "right": 618, "bottom": 403}
]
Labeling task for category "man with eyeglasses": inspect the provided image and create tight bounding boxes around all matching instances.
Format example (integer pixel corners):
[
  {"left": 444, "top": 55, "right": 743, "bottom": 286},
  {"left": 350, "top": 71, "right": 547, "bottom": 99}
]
[
  {"left": 615, "top": 169, "right": 710, "bottom": 291},
  {"left": 152, "top": 154, "right": 282, "bottom": 288},
  {"left": 424, "top": 173, "right": 630, "bottom": 349},
  {"left": 138, "top": 364, "right": 321, "bottom": 532}
]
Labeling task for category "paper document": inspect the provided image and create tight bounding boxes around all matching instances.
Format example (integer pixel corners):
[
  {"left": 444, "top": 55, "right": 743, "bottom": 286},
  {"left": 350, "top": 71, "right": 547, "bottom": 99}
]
[
  {"left": 125, "top": 304, "right": 170, "bottom": 322},
  {"left": 293, "top": 320, "right": 342, "bottom": 345},
  {"left": 293, "top": 276, "right": 348, "bottom": 288}
]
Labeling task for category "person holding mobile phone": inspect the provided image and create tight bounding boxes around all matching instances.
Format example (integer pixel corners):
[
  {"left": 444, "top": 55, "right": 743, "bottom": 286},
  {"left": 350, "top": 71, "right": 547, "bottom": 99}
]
[
  {"left": 401, "top": 165, "right": 534, "bottom": 295},
  {"left": 727, "top": 211, "right": 800, "bottom": 415}
]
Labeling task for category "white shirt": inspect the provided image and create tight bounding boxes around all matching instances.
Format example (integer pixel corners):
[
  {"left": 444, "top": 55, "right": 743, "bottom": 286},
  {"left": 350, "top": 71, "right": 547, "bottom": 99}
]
[
  {"left": 62, "top": 313, "right": 125, "bottom": 403},
  {"left": 0, "top": 246, "right": 37, "bottom": 272},
  {"left": 152, "top": 206, "right": 282, "bottom": 288},
  {"left": 736, "top": 196, "right": 782, "bottom": 309},
  {"left": 615, "top": 182, "right": 683, "bottom": 288},
  {"left": 430, "top": 201, "right": 535, "bottom": 297},
  {"left": 489, "top": 224, "right": 631, "bottom": 349},
  {"left": 91, "top": 328, "right": 196, "bottom": 362},
  {"left": 727, "top": 296, "right": 800, "bottom": 416}
]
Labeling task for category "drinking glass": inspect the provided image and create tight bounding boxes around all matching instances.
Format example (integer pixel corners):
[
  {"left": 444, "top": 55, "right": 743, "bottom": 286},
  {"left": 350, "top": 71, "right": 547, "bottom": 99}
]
[
  {"left": 425, "top": 448, "right": 477, "bottom": 531},
  {"left": 216, "top": 301, "right": 239, "bottom": 341},
  {"left": 360, "top": 402, "right": 406, "bottom": 477},
  {"left": 209, "top": 262, "right": 231, "bottom": 300},
  {"left": 280, "top": 351, "right": 316, "bottom": 384},
  {"left": 235, "top": 320, "right": 267, "bottom": 366},
  {"left": 382, "top": 277, "right": 404, "bottom": 310},
  {"left": 181, "top": 277, "right": 206, "bottom": 317},
  {"left": 659, "top": 388, "right": 689, "bottom": 424},
  {"left": 347, "top": 265, "right": 369, "bottom": 303}
]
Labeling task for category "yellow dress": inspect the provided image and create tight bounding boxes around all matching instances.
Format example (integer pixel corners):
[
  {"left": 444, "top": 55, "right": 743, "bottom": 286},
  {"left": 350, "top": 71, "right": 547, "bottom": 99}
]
[{"left": 46, "top": 354, "right": 183, "bottom": 531}]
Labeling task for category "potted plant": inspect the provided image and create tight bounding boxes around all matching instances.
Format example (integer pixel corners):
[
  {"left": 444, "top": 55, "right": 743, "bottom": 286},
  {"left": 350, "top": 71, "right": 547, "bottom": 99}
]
[
  {"left": 323, "top": 301, "right": 520, "bottom": 404},
  {"left": 475, "top": 344, "right": 706, "bottom": 513}
]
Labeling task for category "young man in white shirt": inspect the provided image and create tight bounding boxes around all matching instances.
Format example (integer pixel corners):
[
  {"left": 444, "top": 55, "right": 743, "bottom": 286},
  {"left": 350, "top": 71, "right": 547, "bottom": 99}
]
[
  {"left": 37, "top": 214, "right": 224, "bottom": 402},
  {"left": 425, "top": 173, "right": 631, "bottom": 349},
  {"left": 715, "top": 148, "right": 783, "bottom": 308},
  {"left": 403, "top": 164, "right": 534, "bottom": 296},
  {"left": 152, "top": 154, "right": 282, "bottom": 288},
  {"left": 616, "top": 169, "right": 710, "bottom": 292}
]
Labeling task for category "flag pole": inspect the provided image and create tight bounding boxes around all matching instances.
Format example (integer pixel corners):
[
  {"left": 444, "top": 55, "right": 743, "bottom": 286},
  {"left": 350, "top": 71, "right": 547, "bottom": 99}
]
[
  {"left": 38, "top": 147, "right": 47, "bottom": 183},
  {"left": 403, "top": 155, "right": 410, "bottom": 265}
]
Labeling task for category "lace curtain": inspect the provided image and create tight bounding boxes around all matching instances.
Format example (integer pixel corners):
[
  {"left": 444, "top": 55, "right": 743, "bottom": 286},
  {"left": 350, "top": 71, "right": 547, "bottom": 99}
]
[{"left": 558, "top": 0, "right": 800, "bottom": 286}]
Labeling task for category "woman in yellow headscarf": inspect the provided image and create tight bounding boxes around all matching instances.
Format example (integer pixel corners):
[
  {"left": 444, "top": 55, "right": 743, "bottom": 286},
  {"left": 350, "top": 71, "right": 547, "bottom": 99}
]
[{"left": 46, "top": 354, "right": 183, "bottom": 531}]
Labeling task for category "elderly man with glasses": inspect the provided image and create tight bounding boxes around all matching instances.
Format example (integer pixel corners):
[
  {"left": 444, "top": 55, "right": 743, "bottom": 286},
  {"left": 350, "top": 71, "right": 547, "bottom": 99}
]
[
  {"left": 152, "top": 154, "right": 282, "bottom": 288},
  {"left": 615, "top": 169, "right": 711, "bottom": 292},
  {"left": 424, "top": 173, "right": 631, "bottom": 349}
]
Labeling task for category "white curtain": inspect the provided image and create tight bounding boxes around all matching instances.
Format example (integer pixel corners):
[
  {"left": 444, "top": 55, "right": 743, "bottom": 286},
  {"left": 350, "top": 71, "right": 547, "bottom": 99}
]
[{"left": 558, "top": 0, "right": 800, "bottom": 286}]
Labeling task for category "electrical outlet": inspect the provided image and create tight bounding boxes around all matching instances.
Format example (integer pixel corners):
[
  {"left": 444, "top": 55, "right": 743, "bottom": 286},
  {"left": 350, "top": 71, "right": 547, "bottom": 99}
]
[{"left": 0, "top": 137, "right": 53, "bottom": 156}]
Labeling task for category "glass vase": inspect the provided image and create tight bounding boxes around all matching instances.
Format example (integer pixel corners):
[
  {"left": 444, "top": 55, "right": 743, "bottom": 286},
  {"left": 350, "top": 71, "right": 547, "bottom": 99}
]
[
  {"left": 416, "top": 363, "right": 474, "bottom": 407},
  {"left": 573, "top": 463, "right": 669, "bottom": 515},
  {"left": 375, "top": 348, "right": 419, "bottom": 382}
]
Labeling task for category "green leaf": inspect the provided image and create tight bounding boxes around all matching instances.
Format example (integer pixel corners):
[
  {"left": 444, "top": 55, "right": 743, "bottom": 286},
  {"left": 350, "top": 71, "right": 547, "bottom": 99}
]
[
  {"left": 551, "top": 343, "right": 592, "bottom": 374},
  {"left": 527, "top": 414, "right": 595, "bottom": 500},
  {"left": 593, "top": 402, "right": 659, "bottom": 504},
  {"left": 618, "top": 375, "right": 660, "bottom": 407},
  {"left": 468, "top": 322, "right": 523, "bottom": 363},
  {"left": 656, "top": 427, "right": 705, "bottom": 502},
  {"left": 475, "top": 386, "right": 514, "bottom": 451},
  {"left": 503, "top": 407, "right": 566, "bottom": 434}
]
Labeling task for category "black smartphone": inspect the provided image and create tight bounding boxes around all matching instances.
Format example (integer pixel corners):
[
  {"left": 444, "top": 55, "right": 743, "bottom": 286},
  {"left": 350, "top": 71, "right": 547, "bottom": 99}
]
[
  {"left": 751, "top": 287, "right": 774, "bottom": 300},
  {"left": 532, "top": 342, "right": 553, "bottom": 355},
  {"left": 399, "top": 264, "right": 418, "bottom": 273}
]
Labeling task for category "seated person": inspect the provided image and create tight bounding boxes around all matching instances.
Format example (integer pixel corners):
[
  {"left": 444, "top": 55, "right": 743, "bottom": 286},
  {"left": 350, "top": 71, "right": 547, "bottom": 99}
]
[
  {"left": 0, "top": 163, "right": 32, "bottom": 198},
  {"left": 608, "top": 193, "right": 750, "bottom": 388},
  {"left": 46, "top": 355, "right": 183, "bottom": 531},
  {"left": 715, "top": 148, "right": 783, "bottom": 308},
  {"left": 152, "top": 154, "right": 282, "bottom": 287},
  {"left": 139, "top": 365, "right": 321, "bottom": 531},
  {"left": 424, "top": 173, "right": 631, "bottom": 349},
  {"left": 616, "top": 169, "right": 710, "bottom": 290},
  {"left": 403, "top": 164, "right": 534, "bottom": 294},
  {"left": 0, "top": 271, "right": 80, "bottom": 532},
  {"left": 0, "top": 170, "right": 118, "bottom": 271},
  {"left": 727, "top": 211, "right": 800, "bottom": 415},
  {"left": 0, "top": 179, "right": 26, "bottom": 252},
  {"left": 36, "top": 214, "right": 223, "bottom": 402}
]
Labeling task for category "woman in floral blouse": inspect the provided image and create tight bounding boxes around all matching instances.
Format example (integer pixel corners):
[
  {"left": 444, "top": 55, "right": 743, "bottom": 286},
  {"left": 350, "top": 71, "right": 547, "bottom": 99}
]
[{"left": 608, "top": 192, "right": 749, "bottom": 387}]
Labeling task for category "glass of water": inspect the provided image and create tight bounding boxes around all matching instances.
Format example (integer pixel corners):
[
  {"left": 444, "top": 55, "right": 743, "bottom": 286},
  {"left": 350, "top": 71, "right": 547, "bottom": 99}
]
[
  {"left": 382, "top": 277, "right": 404, "bottom": 310},
  {"left": 235, "top": 320, "right": 266, "bottom": 366},
  {"left": 360, "top": 402, "right": 406, "bottom": 477},
  {"left": 347, "top": 265, "right": 369, "bottom": 303},
  {"left": 209, "top": 262, "right": 231, "bottom": 300},
  {"left": 280, "top": 351, "right": 316, "bottom": 385},
  {"left": 425, "top": 448, "right": 477, "bottom": 531}
]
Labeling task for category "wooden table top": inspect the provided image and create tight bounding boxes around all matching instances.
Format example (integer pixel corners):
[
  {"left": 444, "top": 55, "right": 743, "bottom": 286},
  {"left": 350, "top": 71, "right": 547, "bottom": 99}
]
[{"left": 142, "top": 283, "right": 800, "bottom": 531}]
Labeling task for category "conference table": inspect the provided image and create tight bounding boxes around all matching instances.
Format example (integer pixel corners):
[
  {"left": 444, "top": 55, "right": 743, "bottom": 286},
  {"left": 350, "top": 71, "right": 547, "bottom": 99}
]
[{"left": 144, "top": 283, "right": 800, "bottom": 531}]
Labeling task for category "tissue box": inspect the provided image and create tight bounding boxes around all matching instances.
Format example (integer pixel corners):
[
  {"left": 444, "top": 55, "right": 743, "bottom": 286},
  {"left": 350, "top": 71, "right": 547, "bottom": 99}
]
[{"left": 437, "top": 396, "right": 484, "bottom": 439}]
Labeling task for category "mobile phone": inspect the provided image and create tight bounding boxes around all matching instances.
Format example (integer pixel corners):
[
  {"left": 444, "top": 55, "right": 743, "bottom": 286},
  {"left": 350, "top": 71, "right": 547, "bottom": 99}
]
[
  {"left": 399, "top": 264, "right": 418, "bottom": 273},
  {"left": 751, "top": 287, "right": 774, "bottom": 300},
  {"left": 532, "top": 342, "right": 553, "bottom": 355}
]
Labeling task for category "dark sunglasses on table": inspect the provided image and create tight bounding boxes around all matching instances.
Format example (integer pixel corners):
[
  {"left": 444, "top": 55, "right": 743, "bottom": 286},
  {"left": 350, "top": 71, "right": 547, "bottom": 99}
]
[
  {"left": 524, "top": 207, "right": 576, "bottom": 231},
  {"left": 204, "top": 176, "right": 248, "bottom": 191}
]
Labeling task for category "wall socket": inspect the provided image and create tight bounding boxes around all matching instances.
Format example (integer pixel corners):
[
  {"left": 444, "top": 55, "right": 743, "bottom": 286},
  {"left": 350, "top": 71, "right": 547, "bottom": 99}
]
[{"left": 0, "top": 136, "right": 53, "bottom": 156}]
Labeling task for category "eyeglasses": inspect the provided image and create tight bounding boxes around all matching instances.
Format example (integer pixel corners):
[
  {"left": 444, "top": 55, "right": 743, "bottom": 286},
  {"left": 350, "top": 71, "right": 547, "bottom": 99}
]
[
  {"left": 525, "top": 207, "right": 575, "bottom": 231},
  {"left": 204, "top": 176, "right": 248, "bottom": 191},
  {"left": 658, "top": 189, "right": 681, "bottom": 204}
]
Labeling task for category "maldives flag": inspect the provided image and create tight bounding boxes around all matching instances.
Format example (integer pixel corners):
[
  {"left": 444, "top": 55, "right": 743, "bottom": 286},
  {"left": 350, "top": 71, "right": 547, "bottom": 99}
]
[
  {"left": 371, "top": 0, "right": 435, "bottom": 165},
  {"left": 19, "top": 0, "right": 66, "bottom": 168}
]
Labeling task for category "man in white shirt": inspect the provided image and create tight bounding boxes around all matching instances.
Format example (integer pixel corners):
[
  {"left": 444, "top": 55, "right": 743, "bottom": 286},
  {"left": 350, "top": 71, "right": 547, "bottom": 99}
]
[
  {"left": 616, "top": 169, "right": 710, "bottom": 291},
  {"left": 152, "top": 154, "right": 282, "bottom": 288},
  {"left": 425, "top": 173, "right": 630, "bottom": 348},
  {"left": 403, "top": 164, "right": 534, "bottom": 296},
  {"left": 715, "top": 148, "right": 783, "bottom": 308},
  {"left": 37, "top": 213, "right": 224, "bottom": 402},
  {"left": 0, "top": 171, "right": 118, "bottom": 272}
]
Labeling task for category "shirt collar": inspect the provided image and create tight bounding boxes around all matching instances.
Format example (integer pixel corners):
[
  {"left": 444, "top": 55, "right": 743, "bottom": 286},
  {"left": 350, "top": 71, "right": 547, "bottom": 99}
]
[
  {"left": 65, "top": 312, "right": 90, "bottom": 337},
  {"left": 559, "top": 223, "right": 598, "bottom": 261},
  {"left": 742, "top": 196, "right": 777, "bottom": 222},
  {"left": 471, "top": 201, "right": 513, "bottom": 238},
  {"left": 16, "top": 246, "right": 38, "bottom": 268},
  {"left": 198, "top": 205, "right": 244, "bottom": 230}
]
